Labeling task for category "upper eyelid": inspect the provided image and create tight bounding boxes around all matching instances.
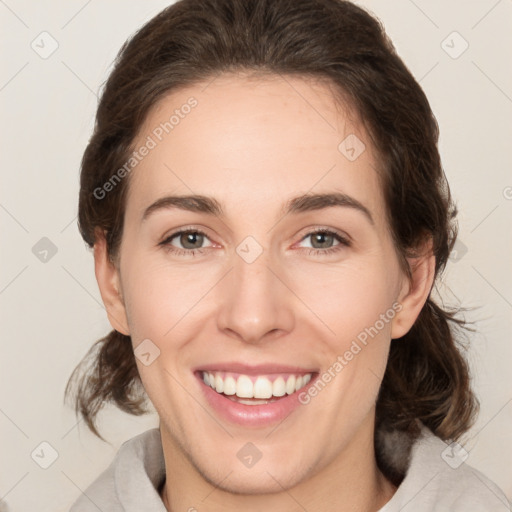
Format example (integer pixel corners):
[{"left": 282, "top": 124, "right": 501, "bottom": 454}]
[
  {"left": 303, "top": 227, "right": 351, "bottom": 241},
  {"left": 161, "top": 227, "right": 212, "bottom": 246}
]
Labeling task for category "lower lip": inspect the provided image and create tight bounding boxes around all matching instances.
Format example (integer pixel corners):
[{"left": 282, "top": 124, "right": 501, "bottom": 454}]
[{"left": 196, "top": 373, "right": 314, "bottom": 427}]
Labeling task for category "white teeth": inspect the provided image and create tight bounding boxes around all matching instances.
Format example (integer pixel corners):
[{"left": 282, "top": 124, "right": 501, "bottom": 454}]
[
  {"left": 214, "top": 374, "right": 224, "bottom": 394},
  {"left": 202, "top": 371, "right": 313, "bottom": 400},
  {"left": 234, "top": 397, "right": 277, "bottom": 405},
  {"left": 272, "top": 377, "right": 286, "bottom": 397},
  {"left": 285, "top": 376, "right": 296, "bottom": 395},
  {"left": 236, "top": 375, "right": 253, "bottom": 398},
  {"left": 223, "top": 376, "right": 237, "bottom": 395},
  {"left": 253, "top": 376, "right": 273, "bottom": 399}
]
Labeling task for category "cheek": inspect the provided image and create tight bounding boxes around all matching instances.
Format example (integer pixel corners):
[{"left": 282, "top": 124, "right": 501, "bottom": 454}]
[
  {"left": 289, "top": 255, "right": 398, "bottom": 343},
  {"left": 304, "top": 259, "right": 397, "bottom": 424},
  {"left": 121, "top": 254, "right": 219, "bottom": 343},
  {"left": 121, "top": 258, "right": 173, "bottom": 337}
]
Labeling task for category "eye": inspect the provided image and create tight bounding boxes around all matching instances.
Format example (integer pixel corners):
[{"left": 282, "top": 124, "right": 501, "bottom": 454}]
[
  {"left": 297, "top": 228, "right": 351, "bottom": 256},
  {"left": 159, "top": 228, "right": 213, "bottom": 256},
  {"left": 159, "top": 226, "right": 351, "bottom": 258}
]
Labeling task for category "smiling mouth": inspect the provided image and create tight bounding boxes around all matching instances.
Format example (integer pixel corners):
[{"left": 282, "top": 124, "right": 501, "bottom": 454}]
[{"left": 199, "top": 370, "right": 314, "bottom": 405}]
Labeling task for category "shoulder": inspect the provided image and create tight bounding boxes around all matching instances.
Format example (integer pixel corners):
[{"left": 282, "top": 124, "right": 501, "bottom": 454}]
[
  {"left": 68, "top": 428, "right": 166, "bottom": 512},
  {"left": 379, "top": 426, "right": 511, "bottom": 511}
]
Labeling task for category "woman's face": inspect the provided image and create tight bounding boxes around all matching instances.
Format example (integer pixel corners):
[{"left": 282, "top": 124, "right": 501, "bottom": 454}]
[{"left": 102, "top": 73, "right": 413, "bottom": 493}]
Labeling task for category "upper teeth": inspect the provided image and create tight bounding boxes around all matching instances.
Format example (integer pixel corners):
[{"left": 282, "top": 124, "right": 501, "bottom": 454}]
[{"left": 202, "top": 371, "right": 312, "bottom": 399}]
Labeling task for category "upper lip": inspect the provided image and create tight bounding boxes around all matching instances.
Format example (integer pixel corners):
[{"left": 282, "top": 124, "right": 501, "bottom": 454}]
[{"left": 193, "top": 362, "right": 318, "bottom": 375}]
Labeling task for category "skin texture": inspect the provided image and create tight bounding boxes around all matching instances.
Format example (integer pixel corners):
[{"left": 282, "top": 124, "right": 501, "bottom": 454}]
[{"left": 94, "top": 73, "right": 435, "bottom": 511}]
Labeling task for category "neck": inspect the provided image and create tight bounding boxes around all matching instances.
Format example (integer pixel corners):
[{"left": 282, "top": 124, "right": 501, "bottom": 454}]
[{"left": 159, "top": 419, "right": 397, "bottom": 512}]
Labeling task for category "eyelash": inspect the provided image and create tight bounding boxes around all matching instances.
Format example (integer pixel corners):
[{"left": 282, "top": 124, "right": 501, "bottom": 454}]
[{"left": 159, "top": 226, "right": 351, "bottom": 258}]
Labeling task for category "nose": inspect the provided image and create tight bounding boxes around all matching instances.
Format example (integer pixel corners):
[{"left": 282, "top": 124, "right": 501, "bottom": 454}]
[{"left": 216, "top": 240, "right": 295, "bottom": 345}]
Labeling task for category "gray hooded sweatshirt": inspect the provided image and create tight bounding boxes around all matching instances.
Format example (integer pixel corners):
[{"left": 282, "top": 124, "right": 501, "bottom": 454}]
[{"left": 69, "top": 426, "right": 511, "bottom": 511}]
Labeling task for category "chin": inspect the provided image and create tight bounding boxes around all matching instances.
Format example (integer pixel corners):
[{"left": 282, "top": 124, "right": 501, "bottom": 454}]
[{"left": 205, "top": 465, "right": 303, "bottom": 495}]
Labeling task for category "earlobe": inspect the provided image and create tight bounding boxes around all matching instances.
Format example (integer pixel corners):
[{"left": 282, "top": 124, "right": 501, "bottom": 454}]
[
  {"left": 390, "top": 242, "right": 436, "bottom": 340},
  {"left": 93, "top": 230, "right": 130, "bottom": 336}
]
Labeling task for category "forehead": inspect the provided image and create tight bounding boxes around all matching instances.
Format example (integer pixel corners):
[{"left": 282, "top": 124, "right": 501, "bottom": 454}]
[{"left": 126, "top": 73, "right": 386, "bottom": 225}]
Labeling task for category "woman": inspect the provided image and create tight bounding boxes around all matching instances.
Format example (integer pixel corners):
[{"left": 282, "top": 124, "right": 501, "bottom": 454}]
[{"left": 66, "top": 0, "right": 510, "bottom": 510}]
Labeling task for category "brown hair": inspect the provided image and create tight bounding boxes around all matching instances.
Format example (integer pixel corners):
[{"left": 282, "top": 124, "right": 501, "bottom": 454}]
[{"left": 65, "top": 0, "right": 478, "bottom": 460}]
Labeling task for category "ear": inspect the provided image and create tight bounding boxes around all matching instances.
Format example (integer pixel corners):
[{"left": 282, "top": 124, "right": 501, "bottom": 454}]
[
  {"left": 93, "top": 229, "right": 130, "bottom": 335},
  {"left": 390, "top": 238, "right": 436, "bottom": 340}
]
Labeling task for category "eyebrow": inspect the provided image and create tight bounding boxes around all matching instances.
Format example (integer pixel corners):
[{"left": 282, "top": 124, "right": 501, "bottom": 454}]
[{"left": 141, "top": 192, "right": 374, "bottom": 225}]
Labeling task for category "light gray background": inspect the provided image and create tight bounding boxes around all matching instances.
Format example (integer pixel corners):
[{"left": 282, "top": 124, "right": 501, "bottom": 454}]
[{"left": 1, "top": 1, "right": 511, "bottom": 511}]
